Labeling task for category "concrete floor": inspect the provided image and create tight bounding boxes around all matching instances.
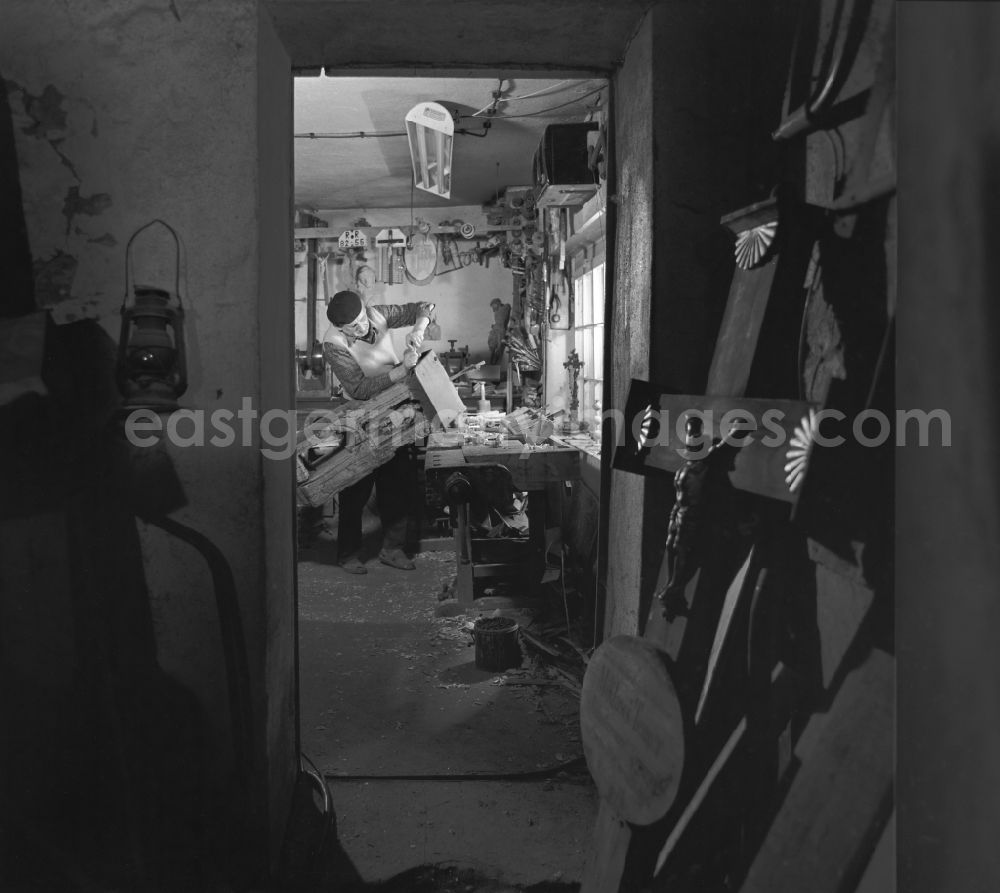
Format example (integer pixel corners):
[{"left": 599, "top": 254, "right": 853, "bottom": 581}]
[{"left": 297, "top": 506, "right": 597, "bottom": 890}]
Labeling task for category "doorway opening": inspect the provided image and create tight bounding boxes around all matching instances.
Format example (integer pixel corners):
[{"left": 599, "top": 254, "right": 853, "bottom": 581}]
[{"left": 291, "top": 72, "right": 611, "bottom": 886}]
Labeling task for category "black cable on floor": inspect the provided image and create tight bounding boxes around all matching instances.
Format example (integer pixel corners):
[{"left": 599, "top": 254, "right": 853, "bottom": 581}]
[{"left": 323, "top": 755, "right": 589, "bottom": 783}]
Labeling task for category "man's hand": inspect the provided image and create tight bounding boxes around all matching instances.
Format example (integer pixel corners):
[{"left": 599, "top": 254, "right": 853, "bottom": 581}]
[
  {"left": 405, "top": 328, "right": 425, "bottom": 351},
  {"left": 390, "top": 352, "right": 417, "bottom": 383}
]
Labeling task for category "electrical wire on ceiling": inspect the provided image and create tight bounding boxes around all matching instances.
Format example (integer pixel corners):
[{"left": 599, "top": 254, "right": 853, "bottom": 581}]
[
  {"left": 297, "top": 123, "right": 491, "bottom": 140},
  {"left": 456, "top": 119, "right": 491, "bottom": 138},
  {"left": 470, "top": 78, "right": 578, "bottom": 117},
  {"left": 470, "top": 77, "right": 508, "bottom": 118},
  {"left": 495, "top": 79, "right": 576, "bottom": 106},
  {"left": 294, "top": 130, "right": 408, "bottom": 139},
  {"left": 459, "top": 86, "right": 605, "bottom": 121}
]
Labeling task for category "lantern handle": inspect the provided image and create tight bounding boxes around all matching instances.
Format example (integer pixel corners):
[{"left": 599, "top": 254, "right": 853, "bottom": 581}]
[{"left": 123, "top": 219, "right": 183, "bottom": 309}]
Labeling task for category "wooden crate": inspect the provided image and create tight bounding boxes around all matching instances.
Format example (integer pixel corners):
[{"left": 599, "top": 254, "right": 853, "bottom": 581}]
[
  {"left": 297, "top": 415, "right": 428, "bottom": 506},
  {"left": 297, "top": 395, "right": 428, "bottom": 506},
  {"left": 296, "top": 352, "right": 463, "bottom": 506}
]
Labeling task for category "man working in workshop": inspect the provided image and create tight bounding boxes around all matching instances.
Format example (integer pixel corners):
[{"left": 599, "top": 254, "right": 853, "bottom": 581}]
[{"left": 321, "top": 290, "right": 435, "bottom": 574}]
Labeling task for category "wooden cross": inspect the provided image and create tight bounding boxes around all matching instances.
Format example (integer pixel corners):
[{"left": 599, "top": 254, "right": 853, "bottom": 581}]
[{"left": 563, "top": 348, "right": 584, "bottom": 422}]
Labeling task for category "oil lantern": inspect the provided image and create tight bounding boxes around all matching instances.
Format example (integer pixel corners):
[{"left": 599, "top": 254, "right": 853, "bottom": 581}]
[{"left": 116, "top": 220, "right": 187, "bottom": 412}]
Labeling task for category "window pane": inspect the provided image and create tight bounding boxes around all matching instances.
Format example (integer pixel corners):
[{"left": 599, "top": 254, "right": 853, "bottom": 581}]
[
  {"left": 592, "top": 263, "right": 605, "bottom": 324},
  {"left": 585, "top": 273, "right": 594, "bottom": 327},
  {"left": 592, "top": 324, "right": 604, "bottom": 382},
  {"left": 573, "top": 274, "right": 585, "bottom": 328}
]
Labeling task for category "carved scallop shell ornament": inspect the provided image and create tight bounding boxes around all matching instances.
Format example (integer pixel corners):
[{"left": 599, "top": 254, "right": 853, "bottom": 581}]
[
  {"left": 785, "top": 408, "right": 819, "bottom": 494},
  {"left": 734, "top": 220, "right": 778, "bottom": 270}
]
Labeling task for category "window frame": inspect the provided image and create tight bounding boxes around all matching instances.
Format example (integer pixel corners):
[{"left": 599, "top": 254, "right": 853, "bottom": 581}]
[{"left": 571, "top": 242, "right": 606, "bottom": 441}]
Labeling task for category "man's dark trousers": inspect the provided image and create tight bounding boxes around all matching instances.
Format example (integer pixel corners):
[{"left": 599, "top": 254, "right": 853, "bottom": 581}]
[{"left": 336, "top": 445, "right": 419, "bottom": 560}]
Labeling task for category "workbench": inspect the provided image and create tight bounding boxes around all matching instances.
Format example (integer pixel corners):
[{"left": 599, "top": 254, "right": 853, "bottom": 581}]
[{"left": 424, "top": 433, "right": 581, "bottom": 606}]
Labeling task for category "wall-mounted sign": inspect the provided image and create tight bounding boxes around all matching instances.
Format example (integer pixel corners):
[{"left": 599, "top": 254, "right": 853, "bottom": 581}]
[{"left": 338, "top": 229, "right": 368, "bottom": 249}]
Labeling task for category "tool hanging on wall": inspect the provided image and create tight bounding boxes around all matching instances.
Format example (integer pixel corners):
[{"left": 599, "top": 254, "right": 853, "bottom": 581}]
[
  {"left": 504, "top": 332, "right": 541, "bottom": 372},
  {"left": 549, "top": 268, "right": 571, "bottom": 329},
  {"left": 525, "top": 261, "right": 544, "bottom": 312},
  {"left": 440, "top": 235, "right": 455, "bottom": 268},
  {"left": 559, "top": 207, "right": 568, "bottom": 271},
  {"left": 549, "top": 291, "right": 562, "bottom": 326},
  {"left": 315, "top": 252, "right": 330, "bottom": 311},
  {"left": 541, "top": 250, "right": 551, "bottom": 325}
]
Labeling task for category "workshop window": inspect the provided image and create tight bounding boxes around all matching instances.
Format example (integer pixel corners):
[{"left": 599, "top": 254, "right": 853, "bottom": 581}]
[{"left": 574, "top": 257, "right": 605, "bottom": 437}]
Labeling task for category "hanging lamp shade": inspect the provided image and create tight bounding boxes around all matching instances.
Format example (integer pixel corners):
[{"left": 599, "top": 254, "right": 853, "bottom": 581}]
[{"left": 405, "top": 102, "right": 454, "bottom": 199}]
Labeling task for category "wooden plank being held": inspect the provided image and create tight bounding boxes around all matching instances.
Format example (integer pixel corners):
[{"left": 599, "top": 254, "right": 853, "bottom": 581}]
[{"left": 411, "top": 349, "right": 466, "bottom": 423}]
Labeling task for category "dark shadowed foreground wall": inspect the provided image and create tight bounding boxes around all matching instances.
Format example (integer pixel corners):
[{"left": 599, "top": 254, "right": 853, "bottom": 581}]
[
  {"left": 1, "top": 0, "right": 294, "bottom": 880},
  {"left": 897, "top": 4, "right": 1000, "bottom": 891}
]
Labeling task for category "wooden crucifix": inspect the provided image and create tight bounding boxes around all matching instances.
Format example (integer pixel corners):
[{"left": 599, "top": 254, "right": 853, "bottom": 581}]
[{"left": 563, "top": 348, "right": 584, "bottom": 430}]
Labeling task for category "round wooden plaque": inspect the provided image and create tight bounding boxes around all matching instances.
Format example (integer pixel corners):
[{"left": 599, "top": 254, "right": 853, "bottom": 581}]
[{"left": 580, "top": 635, "right": 685, "bottom": 825}]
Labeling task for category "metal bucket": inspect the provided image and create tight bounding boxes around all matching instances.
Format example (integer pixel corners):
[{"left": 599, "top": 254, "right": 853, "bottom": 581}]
[{"left": 472, "top": 617, "right": 522, "bottom": 672}]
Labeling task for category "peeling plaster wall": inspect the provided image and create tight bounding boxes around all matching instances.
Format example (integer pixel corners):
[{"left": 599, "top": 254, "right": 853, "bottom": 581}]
[
  {"left": 1, "top": 0, "right": 289, "bottom": 869},
  {"left": 604, "top": 13, "right": 653, "bottom": 637}
]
